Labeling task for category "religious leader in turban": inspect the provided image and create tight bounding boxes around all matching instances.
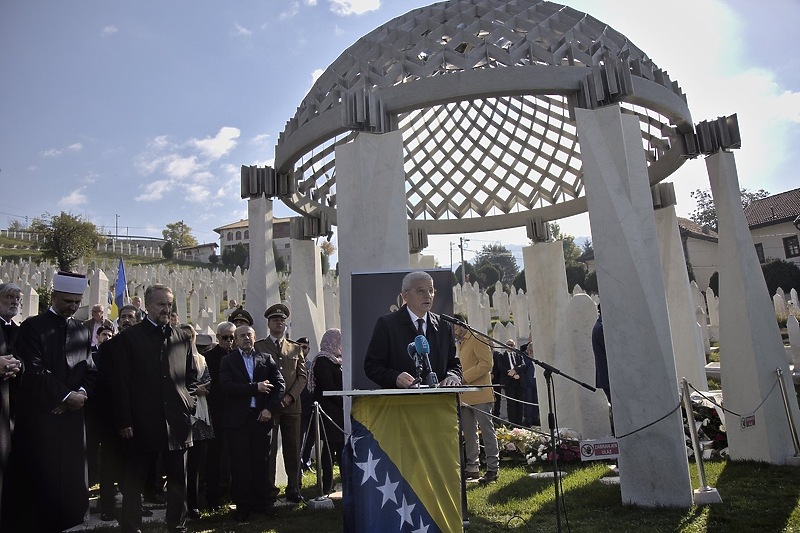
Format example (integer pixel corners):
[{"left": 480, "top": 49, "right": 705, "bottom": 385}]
[{"left": 2, "top": 272, "right": 96, "bottom": 533}]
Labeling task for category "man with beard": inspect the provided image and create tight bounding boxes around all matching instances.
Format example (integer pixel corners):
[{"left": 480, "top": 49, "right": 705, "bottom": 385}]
[
  {"left": 202, "top": 321, "right": 236, "bottom": 511},
  {"left": 114, "top": 285, "right": 198, "bottom": 533},
  {"left": 0, "top": 283, "right": 23, "bottom": 525},
  {"left": 4, "top": 272, "right": 95, "bottom": 533}
]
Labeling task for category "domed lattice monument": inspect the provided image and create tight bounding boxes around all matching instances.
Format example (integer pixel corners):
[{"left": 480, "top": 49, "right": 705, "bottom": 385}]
[{"left": 241, "top": 0, "right": 800, "bottom": 513}]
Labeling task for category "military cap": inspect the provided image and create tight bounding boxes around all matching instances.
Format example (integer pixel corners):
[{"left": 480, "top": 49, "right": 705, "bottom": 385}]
[{"left": 264, "top": 303, "right": 290, "bottom": 320}]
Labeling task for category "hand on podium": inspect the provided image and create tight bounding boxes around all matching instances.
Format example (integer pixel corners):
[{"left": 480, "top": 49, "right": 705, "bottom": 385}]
[
  {"left": 439, "top": 374, "right": 461, "bottom": 387},
  {"left": 396, "top": 372, "right": 416, "bottom": 388}
]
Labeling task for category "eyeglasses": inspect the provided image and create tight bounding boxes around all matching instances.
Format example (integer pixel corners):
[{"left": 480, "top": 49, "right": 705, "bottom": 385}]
[{"left": 219, "top": 335, "right": 234, "bottom": 341}]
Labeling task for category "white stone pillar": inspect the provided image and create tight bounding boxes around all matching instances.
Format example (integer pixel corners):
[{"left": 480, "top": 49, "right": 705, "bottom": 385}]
[
  {"left": 335, "top": 130, "right": 409, "bottom": 394},
  {"left": 654, "top": 205, "right": 708, "bottom": 391},
  {"left": 566, "top": 294, "right": 612, "bottom": 438},
  {"left": 576, "top": 105, "right": 691, "bottom": 507},
  {"left": 88, "top": 269, "right": 109, "bottom": 312},
  {"left": 523, "top": 242, "right": 575, "bottom": 431},
  {"left": 246, "top": 196, "right": 280, "bottom": 339},
  {"left": 20, "top": 284, "right": 39, "bottom": 321},
  {"left": 288, "top": 238, "right": 325, "bottom": 351},
  {"left": 707, "top": 150, "right": 800, "bottom": 464}
]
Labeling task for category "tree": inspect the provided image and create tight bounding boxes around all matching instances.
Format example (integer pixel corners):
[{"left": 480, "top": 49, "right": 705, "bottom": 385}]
[
  {"left": 222, "top": 243, "right": 248, "bottom": 269},
  {"left": 31, "top": 211, "right": 100, "bottom": 271},
  {"left": 7, "top": 219, "right": 26, "bottom": 232},
  {"left": 454, "top": 262, "right": 476, "bottom": 285},
  {"left": 208, "top": 253, "right": 219, "bottom": 265},
  {"left": 162, "top": 220, "right": 198, "bottom": 248},
  {"left": 512, "top": 270, "right": 526, "bottom": 293},
  {"left": 320, "top": 240, "right": 336, "bottom": 275},
  {"left": 761, "top": 258, "right": 800, "bottom": 298},
  {"left": 472, "top": 243, "right": 519, "bottom": 286},
  {"left": 161, "top": 241, "right": 175, "bottom": 260},
  {"left": 689, "top": 188, "right": 770, "bottom": 232}
]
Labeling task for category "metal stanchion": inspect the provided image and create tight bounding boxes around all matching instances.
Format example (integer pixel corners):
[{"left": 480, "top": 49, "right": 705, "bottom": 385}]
[
  {"left": 308, "top": 401, "right": 334, "bottom": 510},
  {"left": 681, "top": 378, "right": 722, "bottom": 504},
  {"left": 776, "top": 368, "right": 800, "bottom": 464}
]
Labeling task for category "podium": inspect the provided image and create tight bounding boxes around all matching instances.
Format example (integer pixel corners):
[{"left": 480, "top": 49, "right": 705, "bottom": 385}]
[{"left": 329, "top": 388, "right": 475, "bottom": 533}]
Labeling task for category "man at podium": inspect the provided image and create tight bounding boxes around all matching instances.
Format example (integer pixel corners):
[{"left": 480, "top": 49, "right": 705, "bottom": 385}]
[{"left": 364, "top": 271, "right": 462, "bottom": 389}]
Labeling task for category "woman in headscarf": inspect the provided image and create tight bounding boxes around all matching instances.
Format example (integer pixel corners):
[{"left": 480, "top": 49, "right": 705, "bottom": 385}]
[
  {"left": 179, "top": 324, "right": 214, "bottom": 519},
  {"left": 307, "top": 328, "right": 343, "bottom": 494}
]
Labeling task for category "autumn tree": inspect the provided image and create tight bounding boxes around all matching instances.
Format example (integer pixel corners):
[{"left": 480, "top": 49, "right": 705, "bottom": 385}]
[
  {"left": 162, "top": 220, "right": 198, "bottom": 248},
  {"left": 31, "top": 212, "right": 101, "bottom": 271}
]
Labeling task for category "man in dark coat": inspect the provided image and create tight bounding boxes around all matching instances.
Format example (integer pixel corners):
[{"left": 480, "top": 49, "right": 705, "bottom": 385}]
[
  {"left": 364, "top": 271, "right": 462, "bottom": 389},
  {"left": 4, "top": 272, "right": 95, "bottom": 533},
  {"left": 493, "top": 339, "right": 526, "bottom": 425},
  {"left": 202, "top": 321, "right": 236, "bottom": 510},
  {"left": 0, "top": 283, "right": 23, "bottom": 527},
  {"left": 114, "top": 284, "right": 198, "bottom": 533},
  {"left": 93, "top": 303, "right": 139, "bottom": 521},
  {"left": 220, "top": 325, "right": 284, "bottom": 522}
]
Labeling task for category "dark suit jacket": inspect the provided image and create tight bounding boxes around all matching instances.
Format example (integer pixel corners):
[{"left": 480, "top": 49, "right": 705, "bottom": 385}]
[
  {"left": 219, "top": 349, "right": 284, "bottom": 429},
  {"left": 364, "top": 304, "right": 462, "bottom": 389},
  {"left": 112, "top": 320, "right": 198, "bottom": 452},
  {"left": 493, "top": 349, "right": 526, "bottom": 388},
  {"left": 204, "top": 344, "right": 231, "bottom": 423}
]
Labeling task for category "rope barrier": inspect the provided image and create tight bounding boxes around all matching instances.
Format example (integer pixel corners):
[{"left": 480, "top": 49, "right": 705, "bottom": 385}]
[{"left": 688, "top": 374, "right": 782, "bottom": 418}]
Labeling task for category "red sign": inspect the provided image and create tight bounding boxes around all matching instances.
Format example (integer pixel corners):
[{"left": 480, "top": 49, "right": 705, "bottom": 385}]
[
  {"left": 580, "top": 438, "right": 620, "bottom": 461},
  {"left": 741, "top": 415, "right": 756, "bottom": 430}
]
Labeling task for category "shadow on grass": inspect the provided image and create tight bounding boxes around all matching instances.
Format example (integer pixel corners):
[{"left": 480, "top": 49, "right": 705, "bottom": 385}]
[{"left": 704, "top": 459, "right": 800, "bottom": 532}]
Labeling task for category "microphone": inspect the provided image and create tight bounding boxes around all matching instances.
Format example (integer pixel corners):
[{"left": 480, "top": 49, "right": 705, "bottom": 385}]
[
  {"left": 407, "top": 341, "right": 417, "bottom": 360},
  {"left": 439, "top": 314, "right": 465, "bottom": 326},
  {"left": 414, "top": 335, "right": 438, "bottom": 387}
]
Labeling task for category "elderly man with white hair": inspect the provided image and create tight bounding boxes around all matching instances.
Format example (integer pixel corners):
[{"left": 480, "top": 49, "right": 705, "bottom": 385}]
[{"left": 0, "top": 282, "right": 24, "bottom": 519}]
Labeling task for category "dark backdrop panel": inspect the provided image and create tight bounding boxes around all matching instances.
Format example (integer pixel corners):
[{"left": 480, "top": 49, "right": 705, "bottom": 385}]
[{"left": 351, "top": 269, "right": 453, "bottom": 390}]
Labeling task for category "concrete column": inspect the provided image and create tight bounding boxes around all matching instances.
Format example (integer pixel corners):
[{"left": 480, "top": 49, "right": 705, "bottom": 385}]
[
  {"left": 707, "top": 151, "right": 800, "bottom": 464},
  {"left": 336, "top": 131, "right": 409, "bottom": 393},
  {"left": 654, "top": 205, "right": 708, "bottom": 391},
  {"left": 576, "top": 105, "right": 692, "bottom": 507},
  {"left": 288, "top": 238, "right": 325, "bottom": 351},
  {"left": 523, "top": 242, "right": 575, "bottom": 431},
  {"left": 246, "top": 196, "right": 280, "bottom": 339}
]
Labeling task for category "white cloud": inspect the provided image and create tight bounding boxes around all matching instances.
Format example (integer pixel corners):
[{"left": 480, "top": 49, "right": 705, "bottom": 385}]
[
  {"left": 58, "top": 187, "right": 88, "bottom": 208},
  {"left": 102, "top": 25, "right": 118, "bottom": 36},
  {"left": 164, "top": 155, "right": 199, "bottom": 179},
  {"left": 280, "top": 2, "right": 300, "bottom": 20},
  {"left": 233, "top": 23, "right": 252, "bottom": 37},
  {"left": 190, "top": 126, "right": 240, "bottom": 160},
  {"left": 184, "top": 183, "right": 211, "bottom": 204},
  {"left": 250, "top": 133, "right": 271, "bottom": 146},
  {"left": 41, "top": 142, "right": 83, "bottom": 157},
  {"left": 135, "top": 180, "right": 173, "bottom": 202},
  {"left": 329, "top": 0, "right": 380, "bottom": 16},
  {"left": 334, "top": 25, "right": 345, "bottom": 36},
  {"left": 305, "top": 0, "right": 318, "bottom": 5}
]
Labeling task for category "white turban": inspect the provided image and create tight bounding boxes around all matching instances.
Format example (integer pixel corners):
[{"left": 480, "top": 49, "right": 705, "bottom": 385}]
[{"left": 53, "top": 272, "right": 88, "bottom": 295}]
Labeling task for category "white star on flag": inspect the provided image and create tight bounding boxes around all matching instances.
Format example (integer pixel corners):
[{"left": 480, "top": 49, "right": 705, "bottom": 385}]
[
  {"left": 355, "top": 449, "right": 380, "bottom": 485},
  {"left": 411, "top": 516, "right": 430, "bottom": 533},
  {"left": 396, "top": 494, "right": 416, "bottom": 528},
  {"left": 376, "top": 473, "right": 399, "bottom": 508}
]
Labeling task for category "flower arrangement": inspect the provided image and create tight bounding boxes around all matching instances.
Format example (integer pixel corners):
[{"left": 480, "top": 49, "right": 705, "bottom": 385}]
[
  {"left": 683, "top": 393, "right": 728, "bottom": 459},
  {"left": 495, "top": 426, "right": 538, "bottom": 462},
  {"left": 526, "top": 428, "right": 582, "bottom": 466}
]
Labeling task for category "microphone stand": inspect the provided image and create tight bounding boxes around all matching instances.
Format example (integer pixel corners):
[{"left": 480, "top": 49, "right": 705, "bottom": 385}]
[{"left": 449, "top": 316, "right": 595, "bottom": 533}]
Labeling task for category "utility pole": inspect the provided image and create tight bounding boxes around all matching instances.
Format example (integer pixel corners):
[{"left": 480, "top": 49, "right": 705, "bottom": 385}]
[
  {"left": 459, "top": 237, "right": 470, "bottom": 285},
  {"left": 115, "top": 214, "right": 120, "bottom": 244}
]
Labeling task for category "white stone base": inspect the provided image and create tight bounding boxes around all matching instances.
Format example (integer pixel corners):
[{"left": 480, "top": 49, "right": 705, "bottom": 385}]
[
  {"left": 307, "top": 497, "right": 335, "bottom": 510},
  {"left": 693, "top": 488, "right": 723, "bottom": 505}
]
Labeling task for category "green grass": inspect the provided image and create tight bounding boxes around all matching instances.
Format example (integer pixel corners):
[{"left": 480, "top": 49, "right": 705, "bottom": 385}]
[{"left": 83, "top": 460, "right": 800, "bottom": 532}]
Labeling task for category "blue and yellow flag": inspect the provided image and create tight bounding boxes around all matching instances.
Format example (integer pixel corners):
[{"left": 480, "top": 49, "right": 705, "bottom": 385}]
[
  {"left": 343, "top": 394, "right": 462, "bottom": 533},
  {"left": 111, "top": 256, "right": 127, "bottom": 319}
]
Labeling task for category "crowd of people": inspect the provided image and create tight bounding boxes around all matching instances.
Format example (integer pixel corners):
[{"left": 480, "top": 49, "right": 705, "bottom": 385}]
[
  {"left": 0, "top": 268, "right": 602, "bottom": 532},
  {"left": 0, "top": 273, "right": 345, "bottom": 533}
]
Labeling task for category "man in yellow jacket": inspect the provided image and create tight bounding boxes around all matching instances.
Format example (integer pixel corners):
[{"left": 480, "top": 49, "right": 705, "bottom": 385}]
[{"left": 454, "top": 314, "right": 499, "bottom": 484}]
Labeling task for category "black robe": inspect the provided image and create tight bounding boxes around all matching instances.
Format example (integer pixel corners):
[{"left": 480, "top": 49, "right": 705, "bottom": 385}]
[
  {"left": 0, "top": 320, "right": 21, "bottom": 528},
  {"left": 3, "top": 311, "right": 95, "bottom": 533}
]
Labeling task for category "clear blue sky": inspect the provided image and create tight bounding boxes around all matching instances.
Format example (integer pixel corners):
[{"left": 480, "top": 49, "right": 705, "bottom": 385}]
[{"left": 2, "top": 0, "right": 798, "bottom": 268}]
